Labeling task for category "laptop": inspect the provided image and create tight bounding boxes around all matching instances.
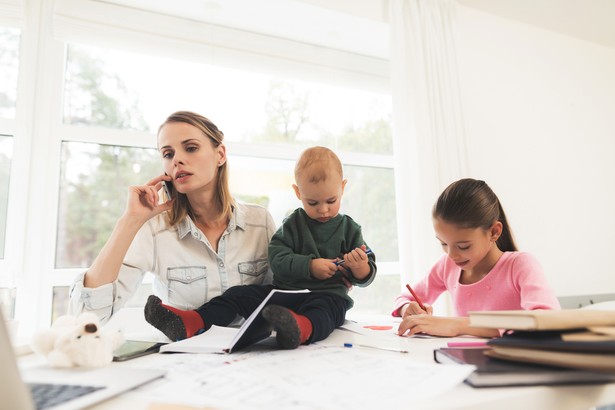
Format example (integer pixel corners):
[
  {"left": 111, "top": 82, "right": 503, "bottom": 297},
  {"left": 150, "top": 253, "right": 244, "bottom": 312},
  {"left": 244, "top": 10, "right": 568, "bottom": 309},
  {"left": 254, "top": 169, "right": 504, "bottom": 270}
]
[{"left": 0, "top": 311, "right": 166, "bottom": 410}]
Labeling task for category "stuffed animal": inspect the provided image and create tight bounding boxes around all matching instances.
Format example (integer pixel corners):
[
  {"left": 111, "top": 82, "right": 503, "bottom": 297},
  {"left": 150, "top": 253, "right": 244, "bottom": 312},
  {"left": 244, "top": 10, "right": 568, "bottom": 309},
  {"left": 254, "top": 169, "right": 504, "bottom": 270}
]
[{"left": 31, "top": 312, "right": 124, "bottom": 368}]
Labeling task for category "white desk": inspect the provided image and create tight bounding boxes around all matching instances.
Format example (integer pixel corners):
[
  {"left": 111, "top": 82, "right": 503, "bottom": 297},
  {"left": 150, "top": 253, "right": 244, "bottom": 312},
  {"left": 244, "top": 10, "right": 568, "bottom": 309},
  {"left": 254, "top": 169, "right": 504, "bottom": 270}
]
[{"left": 22, "top": 312, "right": 615, "bottom": 410}]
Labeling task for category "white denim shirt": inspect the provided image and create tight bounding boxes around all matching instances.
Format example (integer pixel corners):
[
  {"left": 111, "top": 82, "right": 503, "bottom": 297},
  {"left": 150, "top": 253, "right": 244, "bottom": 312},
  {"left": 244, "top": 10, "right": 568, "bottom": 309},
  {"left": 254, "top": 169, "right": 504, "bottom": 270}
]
[{"left": 69, "top": 202, "right": 276, "bottom": 323}]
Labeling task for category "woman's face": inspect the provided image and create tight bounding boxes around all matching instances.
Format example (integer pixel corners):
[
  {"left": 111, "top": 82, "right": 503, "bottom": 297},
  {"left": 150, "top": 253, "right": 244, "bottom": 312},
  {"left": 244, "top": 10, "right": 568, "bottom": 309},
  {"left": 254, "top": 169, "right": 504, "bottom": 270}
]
[{"left": 158, "top": 121, "right": 226, "bottom": 195}]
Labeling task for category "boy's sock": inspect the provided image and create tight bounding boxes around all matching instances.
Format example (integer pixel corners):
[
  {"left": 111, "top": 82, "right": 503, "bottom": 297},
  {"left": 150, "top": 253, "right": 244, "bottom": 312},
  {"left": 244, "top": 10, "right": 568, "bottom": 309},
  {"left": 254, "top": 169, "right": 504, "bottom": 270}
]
[
  {"left": 144, "top": 295, "right": 204, "bottom": 341},
  {"left": 261, "top": 305, "right": 313, "bottom": 349}
]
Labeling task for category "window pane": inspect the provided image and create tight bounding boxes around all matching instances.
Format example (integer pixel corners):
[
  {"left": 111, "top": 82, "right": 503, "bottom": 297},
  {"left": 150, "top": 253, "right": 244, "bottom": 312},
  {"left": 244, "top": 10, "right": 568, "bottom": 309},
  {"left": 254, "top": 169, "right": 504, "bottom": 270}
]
[
  {"left": 0, "top": 135, "right": 13, "bottom": 259},
  {"left": 343, "top": 165, "right": 398, "bottom": 261},
  {"left": 0, "top": 27, "right": 20, "bottom": 119},
  {"left": 63, "top": 43, "right": 392, "bottom": 155},
  {"left": 56, "top": 142, "right": 160, "bottom": 268}
]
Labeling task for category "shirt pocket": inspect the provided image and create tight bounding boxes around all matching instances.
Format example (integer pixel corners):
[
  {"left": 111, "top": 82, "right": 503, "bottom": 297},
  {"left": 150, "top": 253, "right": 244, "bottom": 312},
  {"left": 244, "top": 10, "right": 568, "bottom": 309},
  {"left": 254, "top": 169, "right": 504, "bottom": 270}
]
[
  {"left": 166, "top": 266, "right": 208, "bottom": 309},
  {"left": 238, "top": 259, "right": 268, "bottom": 284}
]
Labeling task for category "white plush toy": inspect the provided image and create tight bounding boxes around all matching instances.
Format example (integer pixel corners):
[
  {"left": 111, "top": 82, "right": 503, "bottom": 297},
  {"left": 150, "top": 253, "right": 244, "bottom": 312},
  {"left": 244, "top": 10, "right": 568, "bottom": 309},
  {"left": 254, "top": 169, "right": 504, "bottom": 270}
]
[{"left": 31, "top": 312, "right": 124, "bottom": 368}]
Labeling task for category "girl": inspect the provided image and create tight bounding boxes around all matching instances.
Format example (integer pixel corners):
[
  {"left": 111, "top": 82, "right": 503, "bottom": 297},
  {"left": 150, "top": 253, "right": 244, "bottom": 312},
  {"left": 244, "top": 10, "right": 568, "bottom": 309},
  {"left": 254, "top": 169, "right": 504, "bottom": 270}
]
[
  {"left": 394, "top": 178, "right": 560, "bottom": 337},
  {"left": 69, "top": 111, "right": 276, "bottom": 323}
]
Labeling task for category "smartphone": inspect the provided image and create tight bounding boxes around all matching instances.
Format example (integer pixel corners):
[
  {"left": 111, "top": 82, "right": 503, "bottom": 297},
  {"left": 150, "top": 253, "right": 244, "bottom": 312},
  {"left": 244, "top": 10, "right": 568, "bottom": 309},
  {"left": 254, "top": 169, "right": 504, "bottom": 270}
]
[
  {"left": 112, "top": 340, "right": 166, "bottom": 362},
  {"left": 162, "top": 180, "right": 172, "bottom": 199}
]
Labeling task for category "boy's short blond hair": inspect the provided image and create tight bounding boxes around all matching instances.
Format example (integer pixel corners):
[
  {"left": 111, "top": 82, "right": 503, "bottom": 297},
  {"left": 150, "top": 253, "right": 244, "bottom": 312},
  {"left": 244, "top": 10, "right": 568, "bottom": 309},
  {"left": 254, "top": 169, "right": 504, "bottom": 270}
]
[{"left": 294, "top": 146, "right": 343, "bottom": 184}]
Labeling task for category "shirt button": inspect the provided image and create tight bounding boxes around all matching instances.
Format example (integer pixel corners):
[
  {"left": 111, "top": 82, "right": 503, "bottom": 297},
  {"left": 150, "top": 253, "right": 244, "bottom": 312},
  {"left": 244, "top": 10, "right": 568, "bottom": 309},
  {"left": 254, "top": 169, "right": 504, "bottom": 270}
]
[
  {"left": 187, "top": 276, "right": 191, "bottom": 280},
  {"left": 219, "top": 262, "right": 224, "bottom": 267},
  {"left": 466, "top": 292, "right": 472, "bottom": 297},
  {"left": 486, "top": 285, "right": 491, "bottom": 290}
]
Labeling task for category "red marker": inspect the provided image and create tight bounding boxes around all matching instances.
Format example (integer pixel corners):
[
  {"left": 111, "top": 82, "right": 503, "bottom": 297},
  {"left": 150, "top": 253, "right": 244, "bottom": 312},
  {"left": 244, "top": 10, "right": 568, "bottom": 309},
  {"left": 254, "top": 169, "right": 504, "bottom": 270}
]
[{"left": 405, "top": 283, "right": 427, "bottom": 312}]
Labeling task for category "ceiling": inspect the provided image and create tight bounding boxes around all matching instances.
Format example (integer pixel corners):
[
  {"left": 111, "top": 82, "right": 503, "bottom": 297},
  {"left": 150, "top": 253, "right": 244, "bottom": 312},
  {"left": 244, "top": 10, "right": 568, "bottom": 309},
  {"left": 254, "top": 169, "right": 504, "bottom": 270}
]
[
  {"left": 104, "top": 0, "right": 615, "bottom": 54},
  {"left": 458, "top": 0, "right": 615, "bottom": 49}
]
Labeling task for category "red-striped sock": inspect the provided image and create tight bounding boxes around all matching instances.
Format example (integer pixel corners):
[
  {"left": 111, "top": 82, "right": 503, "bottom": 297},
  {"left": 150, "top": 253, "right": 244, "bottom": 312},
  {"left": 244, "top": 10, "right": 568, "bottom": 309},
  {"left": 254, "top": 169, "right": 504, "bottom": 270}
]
[
  {"left": 261, "top": 305, "right": 313, "bottom": 349},
  {"left": 288, "top": 310, "right": 313, "bottom": 345},
  {"left": 144, "top": 295, "right": 205, "bottom": 340}
]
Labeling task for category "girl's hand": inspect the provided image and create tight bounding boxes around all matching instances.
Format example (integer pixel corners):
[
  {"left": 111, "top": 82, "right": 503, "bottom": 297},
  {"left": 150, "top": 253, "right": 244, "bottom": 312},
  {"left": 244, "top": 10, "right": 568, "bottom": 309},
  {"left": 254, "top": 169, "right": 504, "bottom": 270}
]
[
  {"left": 401, "top": 302, "right": 433, "bottom": 317},
  {"left": 397, "top": 315, "right": 466, "bottom": 337},
  {"left": 309, "top": 258, "right": 338, "bottom": 280},
  {"left": 124, "top": 175, "right": 174, "bottom": 223}
]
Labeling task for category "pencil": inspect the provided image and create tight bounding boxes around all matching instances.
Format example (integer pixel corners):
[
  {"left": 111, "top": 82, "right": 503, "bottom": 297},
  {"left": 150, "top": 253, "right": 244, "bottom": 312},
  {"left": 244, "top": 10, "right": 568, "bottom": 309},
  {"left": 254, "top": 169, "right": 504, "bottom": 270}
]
[{"left": 405, "top": 283, "right": 427, "bottom": 312}]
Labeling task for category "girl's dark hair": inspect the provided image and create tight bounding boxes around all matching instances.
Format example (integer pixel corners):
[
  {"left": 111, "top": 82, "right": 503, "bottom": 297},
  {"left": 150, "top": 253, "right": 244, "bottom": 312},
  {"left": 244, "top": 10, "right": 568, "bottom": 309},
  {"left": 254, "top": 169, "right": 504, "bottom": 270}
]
[{"left": 432, "top": 178, "right": 517, "bottom": 251}]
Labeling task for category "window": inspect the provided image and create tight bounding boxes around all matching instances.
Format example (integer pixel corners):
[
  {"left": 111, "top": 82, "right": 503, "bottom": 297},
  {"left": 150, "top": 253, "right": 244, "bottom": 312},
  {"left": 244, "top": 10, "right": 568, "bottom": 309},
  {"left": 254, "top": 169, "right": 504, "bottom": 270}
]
[
  {"left": 56, "top": 142, "right": 160, "bottom": 268},
  {"left": 0, "top": 25, "right": 20, "bottom": 320},
  {"left": 0, "top": 136, "right": 12, "bottom": 260},
  {"left": 12, "top": 2, "right": 399, "bottom": 324},
  {"left": 0, "top": 27, "right": 20, "bottom": 119},
  {"left": 56, "top": 42, "right": 398, "bottom": 314}
]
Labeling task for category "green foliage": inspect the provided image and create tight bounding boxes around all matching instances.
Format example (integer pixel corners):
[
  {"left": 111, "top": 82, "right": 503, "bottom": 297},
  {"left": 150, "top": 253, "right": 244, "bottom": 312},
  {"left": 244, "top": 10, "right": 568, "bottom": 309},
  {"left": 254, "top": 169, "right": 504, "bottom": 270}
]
[
  {"left": 63, "top": 46, "right": 148, "bottom": 131},
  {"left": 251, "top": 80, "right": 310, "bottom": 144},
  {"left": 57, "top": 144, "right": 159, "bottom": 268},
  {"left": 56, "top": 46, "right": 159, "bottom": 267}
]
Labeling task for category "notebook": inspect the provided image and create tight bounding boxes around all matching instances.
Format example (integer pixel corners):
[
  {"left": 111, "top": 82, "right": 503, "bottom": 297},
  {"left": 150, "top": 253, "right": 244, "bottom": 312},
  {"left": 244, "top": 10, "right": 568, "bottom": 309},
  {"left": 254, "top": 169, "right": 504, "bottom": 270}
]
[
  {"left": 161, "top": 288, "right": 311, "bottom": 354},
  {"left": 0, "top": 310, "right": 166, "bottom": 410}
]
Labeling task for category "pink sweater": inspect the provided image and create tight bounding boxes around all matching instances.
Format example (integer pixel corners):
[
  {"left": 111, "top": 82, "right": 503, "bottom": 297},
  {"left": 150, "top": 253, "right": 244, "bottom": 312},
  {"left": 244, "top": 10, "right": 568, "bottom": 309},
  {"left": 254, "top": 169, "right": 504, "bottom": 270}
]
[{"left": 392, "top": 252, "right": 560, "bottom": 317}]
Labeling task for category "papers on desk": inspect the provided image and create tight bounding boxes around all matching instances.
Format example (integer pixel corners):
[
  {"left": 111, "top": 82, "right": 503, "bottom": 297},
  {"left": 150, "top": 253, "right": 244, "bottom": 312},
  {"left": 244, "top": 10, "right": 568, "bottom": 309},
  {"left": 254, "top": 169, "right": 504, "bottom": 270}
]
[{"left": 142, "top": 344, "right": 475, "bottom": 409}]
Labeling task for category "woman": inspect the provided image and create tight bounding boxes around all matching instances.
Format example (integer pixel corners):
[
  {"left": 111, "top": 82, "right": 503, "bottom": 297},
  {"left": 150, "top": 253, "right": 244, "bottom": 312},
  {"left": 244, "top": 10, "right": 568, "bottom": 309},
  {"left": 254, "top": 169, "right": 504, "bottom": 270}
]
[{"left": 70, "top": 111, "right": 276, "bottom": 323}]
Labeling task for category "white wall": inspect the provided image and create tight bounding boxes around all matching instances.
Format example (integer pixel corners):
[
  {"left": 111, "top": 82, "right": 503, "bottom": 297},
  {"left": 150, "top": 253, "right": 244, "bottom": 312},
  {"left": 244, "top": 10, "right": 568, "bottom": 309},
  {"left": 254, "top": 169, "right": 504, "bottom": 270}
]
[{"left": 455, "top": 7, "right": 615, "bottom": 297}]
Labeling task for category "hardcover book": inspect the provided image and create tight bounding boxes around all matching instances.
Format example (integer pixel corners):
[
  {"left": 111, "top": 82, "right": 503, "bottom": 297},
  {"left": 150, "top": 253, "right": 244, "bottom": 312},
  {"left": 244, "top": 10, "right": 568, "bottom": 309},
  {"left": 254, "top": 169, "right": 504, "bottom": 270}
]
[
  {"left": 468, "top": 309, "right": 615, "bottom": 331},
  {"left": 433, "top": 347, "right": 615, "bottom": 388}
]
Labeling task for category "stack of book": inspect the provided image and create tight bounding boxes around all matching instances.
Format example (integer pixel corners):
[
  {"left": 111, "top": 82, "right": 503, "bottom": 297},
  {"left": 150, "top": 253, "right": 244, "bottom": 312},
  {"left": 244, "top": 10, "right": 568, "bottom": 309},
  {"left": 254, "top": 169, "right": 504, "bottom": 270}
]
[{"left": 468, "top": 309, "right": 615, "bottom": 372}]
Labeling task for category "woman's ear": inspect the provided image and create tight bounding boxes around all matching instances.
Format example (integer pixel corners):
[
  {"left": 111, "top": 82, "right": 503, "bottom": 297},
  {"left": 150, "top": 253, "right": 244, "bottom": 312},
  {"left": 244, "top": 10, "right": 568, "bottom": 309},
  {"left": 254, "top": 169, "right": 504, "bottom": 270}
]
[{"left": 217, "top": 144, "right": 227, "bottom": 167}]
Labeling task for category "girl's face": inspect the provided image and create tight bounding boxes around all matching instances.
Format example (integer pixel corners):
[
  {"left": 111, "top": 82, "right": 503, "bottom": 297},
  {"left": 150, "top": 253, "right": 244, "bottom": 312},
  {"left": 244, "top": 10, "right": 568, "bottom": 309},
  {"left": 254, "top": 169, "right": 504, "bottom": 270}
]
[
  {"left": 293, "top": 176, "right": 347, "bottom": 223},
  {"left": 158, "top": 122, "right": 226, "bottom": 195},
  {"left": 433, "top": 218, "right": 502, "bottom": 273}
]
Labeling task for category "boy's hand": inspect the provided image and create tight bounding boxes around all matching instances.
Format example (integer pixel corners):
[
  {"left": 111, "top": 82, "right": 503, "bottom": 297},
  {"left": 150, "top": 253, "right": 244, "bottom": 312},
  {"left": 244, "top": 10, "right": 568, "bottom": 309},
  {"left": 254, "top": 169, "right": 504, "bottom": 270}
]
[
  {"left": 338, "top": 246, "right": 371, "bottom": 280},
  {"left": 309, "top": 258, "right": 338, "bottom": 280}
]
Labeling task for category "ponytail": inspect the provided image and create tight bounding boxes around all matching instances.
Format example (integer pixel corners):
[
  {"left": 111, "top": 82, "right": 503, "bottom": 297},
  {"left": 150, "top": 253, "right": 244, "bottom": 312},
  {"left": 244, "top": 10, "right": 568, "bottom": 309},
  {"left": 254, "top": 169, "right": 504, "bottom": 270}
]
[{"left": 433, "top": 178, "right": 517, "bottom": 251}]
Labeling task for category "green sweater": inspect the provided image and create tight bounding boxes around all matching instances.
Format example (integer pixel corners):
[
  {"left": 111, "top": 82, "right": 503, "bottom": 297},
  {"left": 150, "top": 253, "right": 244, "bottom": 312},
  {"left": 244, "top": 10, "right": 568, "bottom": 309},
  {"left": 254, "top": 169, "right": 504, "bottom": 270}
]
[{"left": 269, "top": 208, "right": 377, "bottom": 307}]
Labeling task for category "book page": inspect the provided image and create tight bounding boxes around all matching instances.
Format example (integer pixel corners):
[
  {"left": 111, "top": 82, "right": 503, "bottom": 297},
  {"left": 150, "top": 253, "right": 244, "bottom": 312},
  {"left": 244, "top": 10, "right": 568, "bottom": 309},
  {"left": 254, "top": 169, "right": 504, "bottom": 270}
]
[{"left": 160, "top": 325, "right": 238, "bottom": 354}]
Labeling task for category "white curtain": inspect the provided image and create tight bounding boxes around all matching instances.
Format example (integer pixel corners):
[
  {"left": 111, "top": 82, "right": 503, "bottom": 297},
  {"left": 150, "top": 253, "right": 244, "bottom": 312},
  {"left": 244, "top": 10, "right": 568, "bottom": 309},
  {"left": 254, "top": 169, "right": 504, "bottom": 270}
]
[{"left": 389, "top": 0, "right": 468, "bottom": 288}]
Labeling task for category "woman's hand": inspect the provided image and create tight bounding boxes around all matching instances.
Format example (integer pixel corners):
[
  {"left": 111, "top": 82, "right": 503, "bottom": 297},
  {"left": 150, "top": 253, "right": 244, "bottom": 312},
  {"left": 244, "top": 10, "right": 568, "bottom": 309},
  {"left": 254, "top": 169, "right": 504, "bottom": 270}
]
[
  {"left": 397, "top": 315, "right": 467, "bottom": 337},
  {"left": 124, "top": 175, "right": 174, "bottom": 223}
]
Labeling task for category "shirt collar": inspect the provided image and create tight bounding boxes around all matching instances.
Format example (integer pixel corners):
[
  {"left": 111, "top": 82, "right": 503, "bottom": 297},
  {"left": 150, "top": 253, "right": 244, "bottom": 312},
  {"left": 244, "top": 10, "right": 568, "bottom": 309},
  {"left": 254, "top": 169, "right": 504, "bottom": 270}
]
[{"left": 176, "top": 204, "right": 243, "bottom": 239}]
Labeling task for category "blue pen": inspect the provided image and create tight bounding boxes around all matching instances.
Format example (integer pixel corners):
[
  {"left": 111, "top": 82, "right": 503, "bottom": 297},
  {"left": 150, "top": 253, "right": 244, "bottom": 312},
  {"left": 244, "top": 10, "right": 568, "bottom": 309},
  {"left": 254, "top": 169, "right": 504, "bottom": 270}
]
[{"left": 335, "top": 249, "right": 373, "bottom": 266}]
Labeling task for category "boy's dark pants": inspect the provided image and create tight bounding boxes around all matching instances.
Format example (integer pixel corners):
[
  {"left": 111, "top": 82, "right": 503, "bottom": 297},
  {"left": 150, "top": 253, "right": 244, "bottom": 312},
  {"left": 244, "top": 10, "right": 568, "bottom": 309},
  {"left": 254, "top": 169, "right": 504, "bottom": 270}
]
[{"left": 194, "top": 284, "right": 349, "bottom": 343}]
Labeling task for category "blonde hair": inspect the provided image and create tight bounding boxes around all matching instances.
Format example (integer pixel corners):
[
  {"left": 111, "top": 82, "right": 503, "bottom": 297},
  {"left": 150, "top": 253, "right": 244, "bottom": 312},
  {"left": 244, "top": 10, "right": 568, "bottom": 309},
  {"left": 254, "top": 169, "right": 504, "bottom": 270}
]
[
  {"left": 158, "top": 111, "right": 234, "bottom": 226},
  {"left": 294, "top": 146, "right": 343, "bottom": 184}
]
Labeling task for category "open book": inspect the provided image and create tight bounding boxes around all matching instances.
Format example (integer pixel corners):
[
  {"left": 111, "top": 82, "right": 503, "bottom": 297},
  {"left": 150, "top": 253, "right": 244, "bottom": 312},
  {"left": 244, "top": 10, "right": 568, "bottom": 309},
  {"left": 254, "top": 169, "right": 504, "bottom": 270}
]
[
  {"left": 160, "top": 288, "right": 310, "bottom": 354},
  {"left": 468, "top": 309, "right": 615, "bottom": 331}
]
